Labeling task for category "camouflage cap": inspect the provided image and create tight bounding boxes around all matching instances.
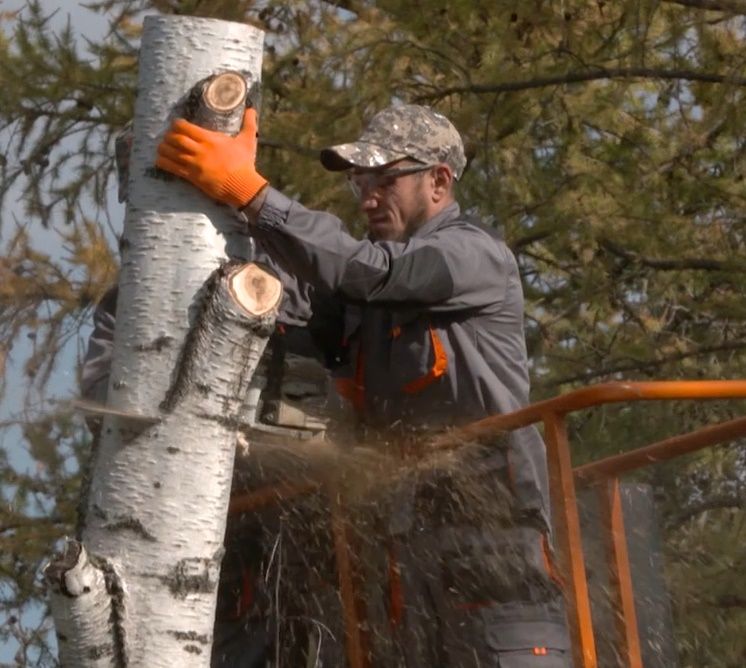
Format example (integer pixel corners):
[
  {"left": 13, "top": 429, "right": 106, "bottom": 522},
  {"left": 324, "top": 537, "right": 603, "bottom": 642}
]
[{"left": 320, "top": 104, "right": 466, "bottom": 179}]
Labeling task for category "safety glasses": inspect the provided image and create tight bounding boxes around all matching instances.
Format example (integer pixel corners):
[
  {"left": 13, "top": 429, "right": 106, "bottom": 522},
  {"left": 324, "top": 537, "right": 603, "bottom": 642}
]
[{"left": 347, "top": 163, "right": 434, "bottom": 199}]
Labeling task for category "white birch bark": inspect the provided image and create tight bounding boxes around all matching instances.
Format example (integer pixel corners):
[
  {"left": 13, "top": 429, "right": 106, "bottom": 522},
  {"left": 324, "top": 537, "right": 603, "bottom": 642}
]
[
  {"left": 46, "top": 541, "right": 117, "bottom": 666},
  {"left": 46, "top": 16, "right": 274, "bottom": 667},
  {"left": 111, "top": 14, "right": 264, "bottom": 415}
]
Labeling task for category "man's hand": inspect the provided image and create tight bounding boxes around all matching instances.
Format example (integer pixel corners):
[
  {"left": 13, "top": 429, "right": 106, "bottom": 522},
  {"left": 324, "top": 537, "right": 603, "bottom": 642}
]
[{"left": 156, "top": 108, "right": 268, "bottom": 208}]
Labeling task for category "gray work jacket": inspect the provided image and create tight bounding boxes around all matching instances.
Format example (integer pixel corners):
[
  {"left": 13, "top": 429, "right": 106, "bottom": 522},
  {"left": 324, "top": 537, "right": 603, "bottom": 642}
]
[{"left": 251, "top": 189, "right": 549, "bottom": 521}]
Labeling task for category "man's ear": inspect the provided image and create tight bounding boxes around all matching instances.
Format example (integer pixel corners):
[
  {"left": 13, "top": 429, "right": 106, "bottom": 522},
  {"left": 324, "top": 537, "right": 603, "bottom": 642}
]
[{"left": 431, "top": 164, "right": 454, "bottom": 201}]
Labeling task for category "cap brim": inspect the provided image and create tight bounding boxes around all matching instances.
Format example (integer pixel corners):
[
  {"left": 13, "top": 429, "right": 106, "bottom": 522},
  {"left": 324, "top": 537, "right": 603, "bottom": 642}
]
[{"left": 319, "top": 141, "right": 408, "bottom": 172}]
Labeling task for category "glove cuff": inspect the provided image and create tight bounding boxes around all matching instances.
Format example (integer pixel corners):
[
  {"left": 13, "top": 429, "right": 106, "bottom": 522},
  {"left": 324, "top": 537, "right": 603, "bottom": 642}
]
[{"left": 221, "top": 164, "right": 269, "bottom": 208}]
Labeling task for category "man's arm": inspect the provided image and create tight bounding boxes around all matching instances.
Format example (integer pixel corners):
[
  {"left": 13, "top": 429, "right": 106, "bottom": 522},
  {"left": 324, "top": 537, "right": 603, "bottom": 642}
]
[
  {"left": 250, "top": 189, "right": 512, "bottom": 312},
  {"left": 81, "top": 286, "right": 118, "bottom": 403},
  {"left": 156, "top": 110, "right": 514, "bottom": 313}
]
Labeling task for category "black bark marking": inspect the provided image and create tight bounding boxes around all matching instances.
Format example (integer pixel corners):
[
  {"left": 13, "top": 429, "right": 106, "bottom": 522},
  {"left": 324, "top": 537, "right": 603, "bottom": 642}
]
[
  {"left": 87, "top": 643, "right": 115, "bottom": 660},
  {"left": 104, "top": 516, "right": 157, "bottom": 542},
  {"left": 183, "top": 644, "right": 202, "bottom": 654},
  {"left": 164, "top": 553, "right": 222, "bottom": 598},
  {"left": 197, "top": 412, "right": 244, "bottom": 430},
  {"left": 166, "top": 446, "right": 180, "bottom": 454},
  {"left": 145, "top": 165, "right": 173, "bottom": 181},
  {"left": 167, "top": 630, "right": 210, "bottom": 644},
  {"left": 136, "top": 335, "right": 175, "bottom": 353},
  {"left": 246, "top": 80, "right": 262, "bottom": 114},
  {"left": 94, "top": 557, "right": 128, "bottom": 667}
]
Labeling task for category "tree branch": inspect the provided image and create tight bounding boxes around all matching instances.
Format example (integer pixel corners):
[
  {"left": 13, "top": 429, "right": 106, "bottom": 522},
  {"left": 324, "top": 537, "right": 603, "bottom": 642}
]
[
  {"left": 258, "top": 136, "right": 319, "bottom": 159},
  {"left": 666, "top": 493, "right": 745, "bottom": 530},
  {"left": 598, "top": 237, "right": 746, "bottom": 272},
  {"left": 0, "top": 516, "right": 66, "bottom": 535},
  {"left": 540, "top": 341, "right": 746, "bottom": 388},
  {"left": 662, "top": 0, "right": 746, "bottom": 14},
  {"left": 510, "top": 230, "right": 554, "bottom": 252},
  {"left": 715, "top": 594, "right": 746, "bottom": 608},
  {"left": 417, "top": 67, "right": 746, "bottom": 102}
]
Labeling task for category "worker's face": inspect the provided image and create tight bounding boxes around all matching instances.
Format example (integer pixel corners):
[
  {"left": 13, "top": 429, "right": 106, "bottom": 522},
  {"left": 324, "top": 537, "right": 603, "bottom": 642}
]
[{"left": 348, "top": 161, "right": 435, "bottom": 242}]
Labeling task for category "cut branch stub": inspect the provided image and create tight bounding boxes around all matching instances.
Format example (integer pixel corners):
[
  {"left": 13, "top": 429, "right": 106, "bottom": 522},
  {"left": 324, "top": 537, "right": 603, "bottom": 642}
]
[
  {"left": 45, "top": 540, "right": 119, "bottom": 667},
  {"left": 203, "top": 71, "right": 247, "bottom": 113},
  {"left": 45, "top": 539, "right": 84, "bottom": 595},
  {"left": 229, "top": 263, "right": 282, "bottom": 316},
  {"left": 157, "top": 260, "right": 281, "bottom": 415},
  {"left": 187, "top": 70, "right": 253, "bottom": 135}
]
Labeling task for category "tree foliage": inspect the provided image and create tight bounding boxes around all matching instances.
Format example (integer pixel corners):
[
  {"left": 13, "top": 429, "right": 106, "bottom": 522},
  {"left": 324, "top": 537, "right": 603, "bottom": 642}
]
[{"left": 0, "top": 0, "right": 744, "bottom": 664}]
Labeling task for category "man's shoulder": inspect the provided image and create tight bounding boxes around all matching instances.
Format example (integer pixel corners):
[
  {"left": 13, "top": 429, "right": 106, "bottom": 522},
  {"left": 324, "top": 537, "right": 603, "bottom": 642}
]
[
  {"left": 432, "top": 210, "right": 508, "bottom": 249},
  {"left": 462, "top": 213, "right": 505, "bottom": 241}
]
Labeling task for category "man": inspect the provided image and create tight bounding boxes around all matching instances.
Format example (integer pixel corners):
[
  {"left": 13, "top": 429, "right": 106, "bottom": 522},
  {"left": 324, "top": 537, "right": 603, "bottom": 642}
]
[{"left": 154, "top": 103, "right": 571, "bottom": 666}]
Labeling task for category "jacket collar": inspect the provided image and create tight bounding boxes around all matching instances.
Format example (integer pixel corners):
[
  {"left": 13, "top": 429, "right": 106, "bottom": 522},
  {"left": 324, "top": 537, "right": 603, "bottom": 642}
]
[{"left": 410, "top": 201, "right": 461, "bottom": 240}]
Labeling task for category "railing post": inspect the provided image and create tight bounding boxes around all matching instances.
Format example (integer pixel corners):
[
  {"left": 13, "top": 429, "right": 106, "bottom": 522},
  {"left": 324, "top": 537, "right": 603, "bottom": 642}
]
[
  {"left": 329, "top": 486, "right": 370, "bottom": 668},
  {"left": 598, "top": 478, "right": 644, "bottom": 668},
  {"left": 543, "top": 411, "right": 597, "bottom": 668}
]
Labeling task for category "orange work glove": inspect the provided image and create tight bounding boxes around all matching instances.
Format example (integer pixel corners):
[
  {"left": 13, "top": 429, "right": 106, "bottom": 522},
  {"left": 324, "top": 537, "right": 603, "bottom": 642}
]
[{"left": 156, "top": 108, "right": 267, "bottom": 208}]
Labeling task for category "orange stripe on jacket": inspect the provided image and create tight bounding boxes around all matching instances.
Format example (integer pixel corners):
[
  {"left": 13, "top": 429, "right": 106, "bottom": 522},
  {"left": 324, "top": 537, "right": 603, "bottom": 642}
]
[{"left": 402, "top": 325, "right": 448, "bottom": 394}]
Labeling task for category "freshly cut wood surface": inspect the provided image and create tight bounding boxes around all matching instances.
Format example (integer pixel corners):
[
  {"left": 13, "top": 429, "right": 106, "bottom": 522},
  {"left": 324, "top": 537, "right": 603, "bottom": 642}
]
[
  {"left": 203, "top": 71, "right": 247, "bottom": 112},
  {"left": 229, "top": 263, "right": 282, "bottom": 316}
]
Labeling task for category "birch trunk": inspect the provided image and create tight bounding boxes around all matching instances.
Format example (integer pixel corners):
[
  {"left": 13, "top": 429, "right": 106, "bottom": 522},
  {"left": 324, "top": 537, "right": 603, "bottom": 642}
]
[{"left": 45, "top": 16, "right": 274, "bottom": 667}]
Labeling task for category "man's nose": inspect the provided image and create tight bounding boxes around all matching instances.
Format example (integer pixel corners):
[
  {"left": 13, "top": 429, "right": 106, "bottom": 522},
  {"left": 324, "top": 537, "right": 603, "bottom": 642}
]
[{"left": 360, "top": 189, "right": 380, "bottom": 210}]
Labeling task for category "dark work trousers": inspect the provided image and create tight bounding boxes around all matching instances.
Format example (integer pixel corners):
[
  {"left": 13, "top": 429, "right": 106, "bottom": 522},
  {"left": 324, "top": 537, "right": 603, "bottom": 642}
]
[{"left": 354, "top": 442, "right": 573, "bottom": 667}]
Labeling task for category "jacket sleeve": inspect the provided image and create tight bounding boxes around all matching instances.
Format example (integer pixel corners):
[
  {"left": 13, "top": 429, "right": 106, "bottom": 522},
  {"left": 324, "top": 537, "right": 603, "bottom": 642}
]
[
  {"left": 251, "top": 189, "right": 511, "bottom": 313},
  {"left": 80, "top": 286, "right": 118, "bottom": 402}
]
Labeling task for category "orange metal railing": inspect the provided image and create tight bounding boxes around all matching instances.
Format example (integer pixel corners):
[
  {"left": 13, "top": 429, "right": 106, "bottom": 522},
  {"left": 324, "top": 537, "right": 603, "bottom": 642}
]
[
  {"left": 229, "top": 380, "right": 746, "bottom": 668},
  {"left": 438, "top": 379, "right": 746, "bottom": 668},
  {"left": 571, "top": 413, "right": 746, "bottom": 668}
]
